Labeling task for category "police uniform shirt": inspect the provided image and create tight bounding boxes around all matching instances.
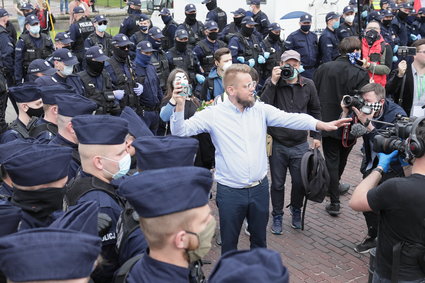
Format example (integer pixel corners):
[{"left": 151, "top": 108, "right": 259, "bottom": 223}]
[
  {"left": 14, "top": 35, "right": 44, "bottom": 82},
  {"left": 52, "top": 73, "right": 86, "bottom": 96},
  {"left": 119, "top": 11, "right": 142, "bottom": 37},
  {"left": 32, "top": 118, "right": 57, "bottom": 144},
  {"left": 0, "top": 27, "right": 15, "bottom": 73},
  {"left": 228, "top": 34, "right": 257, "bottom": 62},
  {"left": 104, "top": 60, "right": 132, "bottom": 86},
  {"left": 193, "top": 39, "right": 224, "bottom": 71},
  {"left": 84, "top": 32, "right": 110, "bottom": 53},
  {"left": 336, "top": 21, "right": 358, "bottom": 41},
  {"left": 134, "top": 62, "right": 163, "bottom": 109},
  {"left": 391, "top": 16, "right": 408, "bottom": 46},
  {"left": 252, "top": 10, "right": 270, "bottom": 37},
  {"left": 0, "top": 119, "right": 36, "bottom": 144},
  {"left": 318, "top": 27, "right": 339, "bottom": 64}
]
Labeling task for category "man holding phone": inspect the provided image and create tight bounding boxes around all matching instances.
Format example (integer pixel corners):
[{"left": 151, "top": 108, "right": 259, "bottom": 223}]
[{"left": 170, "top": 63, "right": 352, "bottom": 254}]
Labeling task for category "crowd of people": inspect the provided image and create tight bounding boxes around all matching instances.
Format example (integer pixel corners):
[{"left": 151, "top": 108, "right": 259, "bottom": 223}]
[{"left": 0, "top": 0, "right": 425, "bottom": 282}]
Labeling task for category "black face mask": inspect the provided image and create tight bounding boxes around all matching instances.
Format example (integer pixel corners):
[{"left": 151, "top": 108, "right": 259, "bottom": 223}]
[
  {"left": 207, "top": 31, "right": 218, "bottom": 41},
  {"left": 128, "top": 6, "right": 141, "bottom": 14},
  {"left": 382, "top": 19, "right": 392, "bottom": 26},
  {"left": 268, "top": 31, "right": 280, "bottom": 42},
  {"left": 161, "top": 15, "right": 171, "bottom": 24},
  {"left": 185, "top": 13, "right": 197, "bottom": 25},
  {"left": 12, "top": 187, "right": 65, "bottom": 220},
  {"left": 86, "top": 59, "right": 105, "bottom": 77},
  {"left": 206, "top": 0, "right": 217, "bottom": 11},
  {"left": 175, "top": 40, "right": 187, "bottom": 52},
  {"left": 365, "top": 29, "right": 380, "bottom": 46},
  {"left": 300, "top": 24, "right": 311, "bottom": 32},
  {"left": 241, "top": 25, "right": 254, "bottom": 37},
  {"left": 26, "top": 106, "right": 44, "bottom": 118},
  {"left": 398, "top": 10, "right": 408, "bottom": 21},
  {"left": 113, "top": 46, "right": 129, "bottom": 62},
  {"left": 234, "top": 16, "right": 243, "bottom": 27}
]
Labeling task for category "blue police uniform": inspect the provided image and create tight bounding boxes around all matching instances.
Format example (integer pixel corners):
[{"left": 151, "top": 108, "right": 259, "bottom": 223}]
[
  {"left": 318, "top": 27, "right": 339, "bottom": 64},
  {"left": 0, "top": 183, "right": 13, "bottom": 198},
  {"left": 134, "top": 41, "right": 163, "bottom": 134},
  {"left": 119, "top": 7, "right": 142, "bottom": 38},
  {"left": 392, "top": 14, "right": 409, "bottom": 46},
  {"left": 52, "top": 73, "right": 86, "bottom": 96},
  {"left": 193, "top": 38, "right": 226, "bottom": 75},
  {"left": 228, "top": 32, "right": 263, "bottom": 64},
  {"left": 249, "top": 0, "right": 270, "bottom": 38},
  {"left": 0, "top": 228, "right": 101, "bottom": 282},
  {"left": 208, "top": 248, "right": 289, "bottom": 282},
  {"left": 68, "top": 114, "right": 129, "bottom": 283},
  {"left": 203, "top": 0, "right": 227, "bottom": 31},
  {"left": 0, "top": 199, "right": 22, "bottom": 237},
  {"left": 381, "top": 22, "right": 399, "bottom": 49},
  {"left": 0, "top": 24, "right": 15, "bottom": 85},
  {"left": 117, "top": 166, "right": 213, "bottom": 282}
]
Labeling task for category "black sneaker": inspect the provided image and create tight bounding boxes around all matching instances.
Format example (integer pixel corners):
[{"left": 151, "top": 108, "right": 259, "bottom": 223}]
[
  {"left": 325, "top": 203, "right": 341, "bottom": 216},
  {"left": 339, "top": 183, "right": 350, "bottom": 195},
  {"left": 290, "top": 206, "right": 302, "bottom": 229},
  {"left": 271, "top": 215, "right": 283, "bottom": 235},
  {"left": 354, "top": 236, "right": 377, "bottom": 253}
]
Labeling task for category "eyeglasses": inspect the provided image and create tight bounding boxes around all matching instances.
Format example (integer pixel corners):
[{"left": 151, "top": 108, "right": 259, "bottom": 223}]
[
  {"left": 98, "top": 21, "right": 108, "bottom": 25},
  {"left": 237, "top": 81, "right": 257, "bottom": 89}
]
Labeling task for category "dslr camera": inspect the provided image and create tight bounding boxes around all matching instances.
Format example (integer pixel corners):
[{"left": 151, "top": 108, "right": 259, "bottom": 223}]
[
  {"left": 342, "top": 91, "right": 373, "bottom": 115},
  {"left": 372, "top": 115, "right": 413, "bottom": 154},
  {"left": 280, "top": 64, "right": 295, "bottom": 80},
  {"left": 397, "top": 46, "right": 417, "bottom": 57}
]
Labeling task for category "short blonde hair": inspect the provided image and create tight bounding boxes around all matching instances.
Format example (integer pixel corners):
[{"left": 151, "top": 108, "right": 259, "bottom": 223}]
[{"left": 223, "top": 64, "right": 251, "bottom": 89}]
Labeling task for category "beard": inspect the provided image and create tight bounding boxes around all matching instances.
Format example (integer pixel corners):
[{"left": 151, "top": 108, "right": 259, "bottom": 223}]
[{"left": 236, "top": 93, "right": 255, "bottom": 109}]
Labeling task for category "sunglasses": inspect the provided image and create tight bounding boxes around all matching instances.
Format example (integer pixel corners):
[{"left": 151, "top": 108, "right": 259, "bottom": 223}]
[{"left": 98, "top": 21, "right": 108, "bottom": 25}]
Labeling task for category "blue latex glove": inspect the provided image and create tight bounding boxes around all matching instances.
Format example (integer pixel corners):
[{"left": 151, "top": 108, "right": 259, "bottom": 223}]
[
  {"left": 113, "top": 89, "right": 125, "bottom": 100},
  {"left": 196, "top": 74, "right": 205, "bottom": 84},
  {"left": 237, "top": 56, "right": 245, "bottom": 63},
  {"left": 377, "top": 150, "right": 399, "bottom": 173},
  {"left": 411, "top": 34, "right": 418, "bottom": 41},
  {"left": 248, "top": 58, "right": 255, "bottom": 67},
  {"left": 398, "top": 155, "right": 410, "bottom": 167},
  {"left": 258, "top": 55, "right": 266, "bottom": 64},
  {"left": 263, "top": 52, "right": 270, "bottom": 59},
  {"left": 392, "top": 56, "right": 399, "bottom": 63},
  {"left": 133, "top": 83, "right": 144, "bottom": 96},
  {"left": 418, "top": 35, "right": 423, "bottom": 40},
  {"left": 361, "top": 10, "right": 368, "bottom": 18},
  {"left": 393, "top": 45, "right": 399, "bottom": 54}
]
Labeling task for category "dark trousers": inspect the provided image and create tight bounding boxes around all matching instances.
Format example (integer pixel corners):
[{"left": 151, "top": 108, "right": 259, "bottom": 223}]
[
  {"left": 140, "top": 110, "right": 159, "bottom": 135},
  {"left": 269, "top": 141, "right": 308, "bottom": 216},
  {"left": 216, "top": 177, "right": 269, "bottom": 254},
  {"left": 322, "top": 136, "right": 354, "bottom": 204}
]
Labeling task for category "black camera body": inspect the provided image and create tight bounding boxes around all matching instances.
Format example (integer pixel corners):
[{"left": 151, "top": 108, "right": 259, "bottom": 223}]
[
  {"left": 280, "top": 64, "right": 295, "bottom": 80},
  {"left": 397, "top": 46, "right": 417, "bottom": 57},
  {"left": 372, "top": 115, "right": 413, "bottom": 154},
  {"left": 342, "top": 94, "right": 373, "bottom": 115}
]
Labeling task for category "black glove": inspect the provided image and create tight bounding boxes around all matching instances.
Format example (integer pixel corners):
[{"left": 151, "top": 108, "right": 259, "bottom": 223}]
[{"left": 97, "top": 212, "right": 112, "bottom": 238}]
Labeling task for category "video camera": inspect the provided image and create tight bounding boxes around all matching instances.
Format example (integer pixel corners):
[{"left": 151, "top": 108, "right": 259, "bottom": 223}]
[
  {"left": 342, "top": 91, "right": 373, "bottom": 115},
  {"left": 397, "top": 46, "right": 417, "bottom": 57},
  {"left": 372, "top": 115, "right": 414, "bottom": 154}
]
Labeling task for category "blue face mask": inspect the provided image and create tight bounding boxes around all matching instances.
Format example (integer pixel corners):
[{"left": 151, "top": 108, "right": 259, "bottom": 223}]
[
  {"left": 140, "top": 25, "right": 149, "bottom": 32},
  {"left": 298, "top": 65, "right": 305, "bottom": 74},
  {"left": 102, "top": 153, "right": 131, "bottom": 179},
  {"left": 332, "top": 20, "right": 340, "bottom": 29},
  {"left": 347, "top": 51, "right": 361, "bottom": 64},
  {"left": 135, "top": 52, "right": 151, "bottom": 67},
  {"left": 148, "top": 36, "right": 162, "bottom": 50}
]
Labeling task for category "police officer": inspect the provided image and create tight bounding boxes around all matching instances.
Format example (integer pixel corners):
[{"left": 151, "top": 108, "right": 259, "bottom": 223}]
[
  {"left": 134, "top": 41, "right": 163, "bottom": 134},
  {"left": 26, "top": 59, "right": 57, "bottom": 82},
  {"left": 0, "top": 84, "right": 43, "bottom": 143},
  {"left": 0, "top": 9, "right": 15, "bottom": 87},
  {"left": 248, "top": 0, "right": 270, "bottom": 38},
  {"left": 194, "top": 21, "right": 227, "bottom": 76},
  {"left": 379, "top": 0, "right": 390, "bottom": 13},
  {"left": 119, "top": 0, "right": 143, "bottom": 38},
  {"left": 129, "top": 13, "right": 151, "bottom": 48},
  {"left": 69, "top": 6, "right": 95, "bottom": 69},
  {"left": 381, "top": 9, "right": 398, "bottom": 49},
  {"left": 337, "top": 6, "right": 359, "bottom": 40},
  {"left": 67, "top": 114, "right": 129, "bottom": 282},
  {"left": 411, "top": 7, "right": 425, "bottom": 39},
  {"left": 0, "top": 141, "right": 29, "bottom": 198},
  {"left": 285, "top": 14, "right": 319, "bottom": 79},
  {"left": 392, "top": 2, "right": 412, "bottom": 46},
  {"left": 220, "top": 8, "right": 246, "bottom": 44},
  {"left": 261, "top": 23, "right": 285, "bottom": 81},
  {"left": 54, "top": 32, "right": 74, "bottom": 49},
  {"left": 159, "top": 8, "right": 177, "bottom": 51},
  {"left": 166, "top": 29, "right": 202, "bottom": 87},
  {"left": 203, "top": 0, "right": 227, "bottom": 31},
  {"left": 18, "top": 3, "right": 37, "bottom": 33},
  {"left": 49, "top": 48, "right": 86, "bottom": 96},
  {"left": 319, "top": 12, "right": 340, "bottom": 64},
  {"left": 2, "top": 144, "right": 72, "bottom": 230},
  {"left": 178, "top": 4, "right": 205, "bottom": 49},
  {"left": 85, "top": 14, "right": 112, "bottom": 57},
  {"left": 228, "top": 16, "right": 265, "bottom": 80},
  {"left": 0, "top": 228, "right": 100, "bottom": 282},
  {"left": 78, "top": 46, "right": 121, "bottom": 115},
  {"left": 117, "top": 166, "right": 215, "bottom": 283},
  {"left": 49, "top": 93, "right": 97, "bottom": 180},
  {"left": 148, "top": 27, "right": 170, "bottom": 92},
  {"left": 14, "top": 15, "right": 54, "bottom": 83}
]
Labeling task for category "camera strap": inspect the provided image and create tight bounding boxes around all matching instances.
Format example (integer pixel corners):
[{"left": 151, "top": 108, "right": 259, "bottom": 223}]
[{"left": 342, "top": 116, "right": 358, "bottom": 148}]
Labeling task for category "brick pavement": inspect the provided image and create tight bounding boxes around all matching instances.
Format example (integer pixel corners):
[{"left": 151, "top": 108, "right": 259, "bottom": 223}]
[{"left": 204, "top": 141, "right": 372, "bottom": 282}]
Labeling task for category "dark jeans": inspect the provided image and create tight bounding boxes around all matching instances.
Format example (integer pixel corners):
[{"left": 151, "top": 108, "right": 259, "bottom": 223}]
[
  {"left": 269, "top": 141, "right": 308, "bottom": 216},
  {"left": 216, "top": 177, "right": 269, "bottom": 254},
  {"left": 322, "top": 136, "right": 354, "bottom": 204}
]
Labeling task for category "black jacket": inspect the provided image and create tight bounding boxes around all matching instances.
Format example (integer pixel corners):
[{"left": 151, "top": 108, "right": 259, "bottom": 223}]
[
  {"left": 313, "top": 56, "right": 369, "bottom": 139},
  {"left": 386, "top": 63, "right": 414, "bottom": 116},
  {"left": 261, "top": 75, "right": 322, "bottom": 147}
]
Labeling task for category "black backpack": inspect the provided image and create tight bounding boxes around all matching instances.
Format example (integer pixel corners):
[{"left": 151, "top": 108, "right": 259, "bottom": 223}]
[{"left": 300, "top": 148, "right": 330, "bottom": 230}]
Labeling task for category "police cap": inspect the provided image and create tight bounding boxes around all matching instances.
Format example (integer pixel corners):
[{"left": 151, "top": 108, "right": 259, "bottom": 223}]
[
  {"left": 111, "top": 33, "right": 134, "bottom": 47},
  {"left": 52, "top": 48, "right": 79, "bottom": 66},
  {"left": 25, "top": 14, "right": 39, "bottom": 25},
  {"left": 175, "top": 28, "right": 189, "bottom": 39},
  {"left": 118, "top": 166, "right": 213, "bottom": 218},
  {"left": 343, "top": 5, "right": 355, "bottom": 14},
  {"left": 93, "top": 14, "right": 107, "bottom": 23},
  {"left": 20, "top": 3, "right": 34, "bottom": 10},
  {"left": 56, "top": 94, "right": 97, "bottom": 117},
  {"left": 325, "top": 11, "right": 340, "bottom": 22},
  {"left": 55, "top": 32, "right": 74, "bottom": 44},
  {"left": 231, "top": 8, "right": 246, "bottom": 17},
  {"left": 8, "top": 83, "right": 41, "bottom": 103},
  {"left": 85, "top": 45, "right": 109, "bottom": 61},
  {"left": 148, "top": 26, "right": 165, "bottom": 39},
  {"left": 40, "top": 83, "right": 77, "bottom": 105},
  {"left": 120, "top": 106, "right": 153, "bottom": 138},
  {"left": 73, "top": 6, "right": 85, "bottom": 14},
  {"left": 185, "top": 4, "right": 196, "bottom": 13},
  {"left": 300, "top": 13, "right": 312, "bottom": 23},
  {"left": 159, "top": 7, "right": 171, "bottom": 16},
  {"left": 241, "top": 16, "right": 258, "bottom": 25},
  {"left": 136, "top": 40, "right": 156, "bottom": 52},
  {"left": 0, "top": 8, "right": 10, "bottom": 18},
  {"left": 28, "top": 59, "right": 57, "bottom": 76},
  {"left": 205, "top": 20, "right": 219, "bottom": 31}
]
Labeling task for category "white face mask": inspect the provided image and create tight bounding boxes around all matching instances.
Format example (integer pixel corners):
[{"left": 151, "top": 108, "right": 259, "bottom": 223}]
[
  {"left": 29, "top": 25, "right": 40, "bottom": 34},
  {"left": 345, "top": 15, "right": 355, "bottom": 23},
  {"left": 222, "top": 61, "right": 232, "bottom": 71},
  {"left": 61, "top": 64, "right": 74, "bottom": 76},
  {"left": 97, "top": 24, "right": 107, "bottom": 32},
  {"left": 102, "top": 153, "right": 131, "bottom": 180}
]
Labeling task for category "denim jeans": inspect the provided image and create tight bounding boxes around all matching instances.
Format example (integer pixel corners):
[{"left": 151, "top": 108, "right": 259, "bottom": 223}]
[
  {"left": 60, "top": 0, "right": 69, "bottom": 13},
  {"left": 216, "top": 177, "right": 269, "bottom": 254},
  {"left": 269, "top": 141, "right": 308, "bottom": 216}
]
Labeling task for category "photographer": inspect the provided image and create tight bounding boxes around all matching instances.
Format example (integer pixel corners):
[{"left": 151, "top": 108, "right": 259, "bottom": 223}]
[
  {"left": 261, "top": 50, "right": 322, "bottom": 234},
  {"left": 387, "top": 39, "right": 425, "bottom": 117},
  {"left": 349, "top": 118, "right": 425, "bottom": 282},
  {"left": 341, "top": 83, "right": 406, "bottom": 253}
]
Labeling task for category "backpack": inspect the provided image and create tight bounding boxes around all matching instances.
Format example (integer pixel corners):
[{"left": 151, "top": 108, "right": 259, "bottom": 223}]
[{"left": 300, "top": 148, "right": 330, "bottom": 230}]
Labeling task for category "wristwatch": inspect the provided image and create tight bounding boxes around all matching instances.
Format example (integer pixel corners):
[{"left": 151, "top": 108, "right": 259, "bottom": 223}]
[{"left": 373, "top": 167, "right": 384, "bottom": 175}]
